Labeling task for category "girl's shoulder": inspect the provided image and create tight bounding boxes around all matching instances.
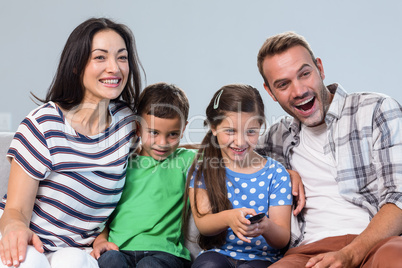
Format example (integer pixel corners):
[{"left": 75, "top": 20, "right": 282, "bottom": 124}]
[
  {"left": 238, "top": 156, "right": 288, "bottom": 179},
  {"left": 263, "top": 156, "right": 287, "bottom": 170},
  {"left": 261, "top": 156, "right": 289, "bottom": 177}
]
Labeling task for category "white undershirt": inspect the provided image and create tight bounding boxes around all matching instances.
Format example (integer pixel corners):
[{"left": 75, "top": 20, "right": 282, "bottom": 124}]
[{"left": 291, "top": 123, "right": 370, "bottom": 245}]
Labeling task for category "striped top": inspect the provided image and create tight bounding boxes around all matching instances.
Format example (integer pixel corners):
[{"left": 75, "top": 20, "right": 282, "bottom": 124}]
[{"left": 0, "top": 101, "right": 137, "bottom": 252}]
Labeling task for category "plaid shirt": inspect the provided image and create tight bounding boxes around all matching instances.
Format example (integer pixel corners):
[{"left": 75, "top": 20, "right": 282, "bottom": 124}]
[{"left": 257, "top": 83, "right": 402, "bottom": 247}]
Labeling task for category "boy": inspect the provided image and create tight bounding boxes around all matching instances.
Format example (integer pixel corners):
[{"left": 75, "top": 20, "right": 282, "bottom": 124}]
[{"left": 91, "top": 82, "right": 196, "bottom": 268}]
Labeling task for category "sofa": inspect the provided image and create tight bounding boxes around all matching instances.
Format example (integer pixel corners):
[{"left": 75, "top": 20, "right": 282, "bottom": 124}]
[
  {"left": 0, "top": 132, "right": 202, "bottom": 261},
  {"left": 0, "top": 132, "right": 13, "bottom": 200}
]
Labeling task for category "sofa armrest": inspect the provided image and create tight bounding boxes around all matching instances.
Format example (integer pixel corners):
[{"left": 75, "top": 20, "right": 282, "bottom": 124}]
[
  {"left": 184, "top": 212, "right": 202, "bottom": 261},
  {"left": 0, "top": 132, "right": 14, "bottom": 198}
]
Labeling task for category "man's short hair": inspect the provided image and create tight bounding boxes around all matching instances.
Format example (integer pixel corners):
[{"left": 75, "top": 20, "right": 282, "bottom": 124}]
[{"left": 257, "top": 31, "right": 317, "bottom": 88}]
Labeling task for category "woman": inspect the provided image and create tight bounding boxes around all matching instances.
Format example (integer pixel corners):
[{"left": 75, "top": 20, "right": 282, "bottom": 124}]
[{"left": 0, "top": 17, "right": 142, "bottom": 267}]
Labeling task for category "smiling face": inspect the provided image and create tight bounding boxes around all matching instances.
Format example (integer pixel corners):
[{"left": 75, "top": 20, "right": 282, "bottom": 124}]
[
  {"left": 82, "top": 29, "right": 129, "bottom": 104},
  {"left": 262, "top": 45, "right": 333, "bottom": 127},
  {"left": 139, "top": 114, "right": 186, "bottom": 161},
  {"left": 212, "top": 111, "right": 262, "bottom": 169}
]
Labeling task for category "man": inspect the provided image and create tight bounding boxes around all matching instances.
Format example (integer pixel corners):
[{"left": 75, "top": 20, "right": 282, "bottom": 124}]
[{"left": 256, "top": 31, "right": 402, "bottom": 267}]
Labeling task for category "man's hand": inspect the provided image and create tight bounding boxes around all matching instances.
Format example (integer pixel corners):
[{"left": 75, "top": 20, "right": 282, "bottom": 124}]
[
  {"left": 305, "top": 249, "right": 355, "bottom": 268},
  {"left": 287, "top": 169, "right": 305, "bottom": 216}
]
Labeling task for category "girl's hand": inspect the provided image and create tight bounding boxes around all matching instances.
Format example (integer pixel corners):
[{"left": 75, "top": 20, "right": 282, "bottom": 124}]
[
  {"left": 0, "top": 224, "right": 43, "bottom": 267},
  {"left": 287, "top": 169, "right": 305, "bottom": 216},
  {"left": 90, "top": 241, "right": 119, "bottom": 259},
  {"left": 226, "top": 208, "right": 258, "bottom": 243},
  {"left": 243, "top": 215, "right": 268, "bottom": 238}
]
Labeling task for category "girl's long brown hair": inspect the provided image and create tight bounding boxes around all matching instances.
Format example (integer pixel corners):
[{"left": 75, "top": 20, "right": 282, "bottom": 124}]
[{"left": 182, "top": 84, "right": 265, "bottom": 250}]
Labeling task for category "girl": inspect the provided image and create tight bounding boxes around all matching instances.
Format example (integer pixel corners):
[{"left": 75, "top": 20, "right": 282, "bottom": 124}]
[
  {"left": 0, "top": 18, "right": 142, "bottom": 267},
  {"left": 184, "top": 84, "right": 292, "bottom": 267}
]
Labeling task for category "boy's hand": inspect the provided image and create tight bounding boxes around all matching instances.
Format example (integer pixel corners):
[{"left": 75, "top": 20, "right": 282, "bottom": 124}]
[{"left": 90, "top": 241, "right": 119, "bottom": 259}]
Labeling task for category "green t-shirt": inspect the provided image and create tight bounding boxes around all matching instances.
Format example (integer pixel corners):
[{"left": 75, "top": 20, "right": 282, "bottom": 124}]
[{"left": 108, "top": 148, "right": 196, "bottom": 260}]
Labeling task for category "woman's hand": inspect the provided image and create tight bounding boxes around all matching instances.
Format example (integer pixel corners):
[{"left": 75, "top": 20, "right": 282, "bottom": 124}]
[
  {"left": 0, "top": 160, "right": 41, "bottom": 267},
  {"left": 0, "top": 223, "right": 43, "bottom": 267}
]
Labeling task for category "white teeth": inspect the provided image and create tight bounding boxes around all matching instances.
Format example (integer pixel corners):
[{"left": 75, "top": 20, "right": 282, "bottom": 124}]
[
  {"left": 231, "top": 147, "right": 246, "bottom": 152},
  {"left": 296, "top": 96, "right": 314, "bottom": 107},
  {"left": 101, "top": 79, "right": 119, "bottom": 84}
]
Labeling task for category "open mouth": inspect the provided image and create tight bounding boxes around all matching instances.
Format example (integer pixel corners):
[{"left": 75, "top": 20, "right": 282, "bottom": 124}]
[
  {"left": 295, "top": 96, "right": 315, "bottom": 111},
  {"left": 100, "top": 79, "right": 121, "bottom": 85},
  {"left": 230, "top": 147, "right": 247, "bottom": 153}
]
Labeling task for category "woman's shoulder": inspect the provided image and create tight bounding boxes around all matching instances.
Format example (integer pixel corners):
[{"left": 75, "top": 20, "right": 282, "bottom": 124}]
[
  {"left": 21, "top": 101, "right": 64, "bottom": 129},
  {"left": 27, "top": 101, "right": 60, "bottom": 117},
  {"left": 109, "top": 101, "right": 134, "bottom": 117}
]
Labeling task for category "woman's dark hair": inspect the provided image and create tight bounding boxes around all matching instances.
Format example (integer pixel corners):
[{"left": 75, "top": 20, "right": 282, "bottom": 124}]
[
  {"left": 182, "top": 84, "right": 265, "bottom": 250},
  {"left": 34, "top": 17, "right": 143, "bottom": 111}
]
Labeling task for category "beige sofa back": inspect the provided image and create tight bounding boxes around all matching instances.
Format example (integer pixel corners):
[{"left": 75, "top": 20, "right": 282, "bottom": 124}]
[{"left": 0, "top": 132, "right": 13, "bottom": 198}]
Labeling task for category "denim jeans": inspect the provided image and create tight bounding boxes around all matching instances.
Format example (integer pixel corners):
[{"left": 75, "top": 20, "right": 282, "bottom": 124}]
[
  {"left": 97, "top": 250, "right": 190, "bottom": 268},
  {"left": 192, "top": 251, "right": 272, "bottom": 268}
]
